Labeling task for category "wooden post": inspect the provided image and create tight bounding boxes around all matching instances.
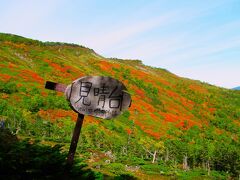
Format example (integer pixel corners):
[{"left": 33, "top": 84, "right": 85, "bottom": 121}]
[
  {"left": 66, "top": 113, "right": 84, "bottom": 168},
  {"left": 45, "top": 81, "right": 85, "bottom": 168}
]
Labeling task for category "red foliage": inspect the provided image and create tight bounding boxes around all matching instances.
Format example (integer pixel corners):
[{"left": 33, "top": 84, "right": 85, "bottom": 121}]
[
  {"left": 147, "top": 77, "right": 171, "bottom": 87},
  {"left": 44, "top": 59, "right": 67, "bottom": 73},
  {"left": 166, "top": 90, "right": 179, "bottom": 98},
  {"left": 159, "top": 110, "right": 201, "bottom": 130},
  {"left": 1, "top": 94, "right": 9, "bottom": 99},
  {"left": 215, "top": 128, "right": 224, "bottom": 135},
  {"left": 161, "top": 113, "right": 179, "bottom": 123},
  {"left": 38, "top": 109, "right": 76, "bottom": 122},
  {"left": 129, "top": 97, "right": 145, "bottom": 114},
  {"left": 166, "top": 90, "right": 194, "bottom": 110},
  {"left": 44, "top": 59, "right": 84, "bottom": 80},
  {"left": 139, "top": 100, "right": 155, "bottom": 113},
  {"left": 41, "top": 91, "right": 48, "bottom": 97},
  {"left": 131, "top": 85, "right": 145, "bottom": 97},
  {"left": 155, "top": 77, "right": 171, "bottom": 86},
  {"left": 209, "top": 108, "right": 216, "bottom": 113},
  {"left": 150, "top": 113, "right": 158, "bottom": 119},
  {"left": 129, "top": 67, "right": 171, "bottom": 87},
  {"left": 189, "top": 84, "right": 208, "bottom": 94},
  {"left": 4, "top": 41, "right": 28, "bottom": 51},
  {"left": 19, "top": 69, "right": 44, "bottom": 84},
  {"left": 144, "top": 129, "right": 161, "bottom": 139},
  {"left": 129, "top": 97, "right": 156, "bottom": 120},
  {"left": 97, "top": 60, "right": 120, "bottom": 75},
  {"left": 233, "top": 120, "right": 240, "bottom": 127},
  {"left": 130, "top": 69, "right": 148, "bottom": 79},
  {"left": 98, "top": 61, "right": 111, "bottom": 71},
  {"left": 8, "top": 62, "right": 18, "bottom": 69},
  {"left": 125, "top": 128, "right": 132, "bottom": 135},
  {"left": 38, "top": 109, "right": 100, "bottom": 124},
  {"left": 134, "top": 119, "right": 161, "bottom": 139},
  {"left": 12, "top": 94, "right": 21, "bottom": 102},
  {"left": 0, "top": 74, "right": 12, "bottom": 81},
  {"left": 181, "top": 99, "right": 195, "bottom": 110},
  {"left": 17, "top": 83, "right": 23, "bottom": 87},
  {"left": 84, "top": 116, "right": 100, "bottom": 124}
]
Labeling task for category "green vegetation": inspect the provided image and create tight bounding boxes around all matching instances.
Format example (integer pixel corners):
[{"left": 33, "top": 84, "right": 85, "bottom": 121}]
[
  {"left": 0, "top": 129, "right": 103, "bottom": 179},
  {"left": 0, "top": 81, "right": 18, "bottom": 94},
  {"left": 0, "top": 33, "right": 239, "bottom": 179}
]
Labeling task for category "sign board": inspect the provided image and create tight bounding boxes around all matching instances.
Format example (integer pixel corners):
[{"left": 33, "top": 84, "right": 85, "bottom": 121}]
[
  {"left": 64, "top": 76, "right": 131, "bottom": 119},
  {"left": 45, "top": 76, "right": 131, "bottom": 167}
]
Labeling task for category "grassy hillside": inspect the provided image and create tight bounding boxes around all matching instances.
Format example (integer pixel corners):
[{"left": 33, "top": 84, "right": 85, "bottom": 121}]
[{"left": 0, "top": 33, "right": 239, "bottom": 179}]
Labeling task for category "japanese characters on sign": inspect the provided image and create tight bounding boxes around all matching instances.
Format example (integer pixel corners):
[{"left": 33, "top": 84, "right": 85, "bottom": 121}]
[{"left": 65, "top": 76, "right": 131, "bottom": 119}]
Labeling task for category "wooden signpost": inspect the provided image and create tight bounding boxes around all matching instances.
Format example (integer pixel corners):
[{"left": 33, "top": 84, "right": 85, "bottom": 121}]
[{"left": 45, "top": 76, "right": 131, "bottom": 167}]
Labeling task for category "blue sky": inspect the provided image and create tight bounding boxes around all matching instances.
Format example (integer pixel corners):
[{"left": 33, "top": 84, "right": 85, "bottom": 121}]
[{"left": 0, "top": 0, "right": 239, "bottom": 88}]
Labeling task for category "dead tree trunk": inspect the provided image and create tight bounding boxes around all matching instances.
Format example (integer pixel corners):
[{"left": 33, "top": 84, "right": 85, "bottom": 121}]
[
  {"left": 183, "top": 154, "right": 189, "bottom": 170},
  {"left": 207, "top": 159, "right": 210, "bottom": 176},
  {"left": 152, "top": 150, "right": 157, "bottom": 163},
  {"left": 165, "top": 149, "right": 169, "bottom": 162}
]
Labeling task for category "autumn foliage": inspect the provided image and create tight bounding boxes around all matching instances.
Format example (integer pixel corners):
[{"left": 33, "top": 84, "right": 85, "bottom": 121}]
[{"left": 0, "top": 33, "right": 239, "bottom": 178}]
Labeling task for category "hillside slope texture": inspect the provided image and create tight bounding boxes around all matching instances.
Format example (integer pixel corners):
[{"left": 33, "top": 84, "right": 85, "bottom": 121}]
[{"left": 0, "top": 33, "right": 239, "bottom": 179}]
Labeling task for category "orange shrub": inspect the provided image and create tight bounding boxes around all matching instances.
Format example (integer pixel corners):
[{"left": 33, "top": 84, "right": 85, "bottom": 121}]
[
  {"left": 0, "top": 74, "right": 12, "bottom": 81},
  {"left": 19, "top": 69, "right": 44, "bottom": 84},
  {"left": 38, "top": 109, "right": 76, "bottom": 122},
  {"left": 189, "top": 84, "right": 208, "bottom": 94}
]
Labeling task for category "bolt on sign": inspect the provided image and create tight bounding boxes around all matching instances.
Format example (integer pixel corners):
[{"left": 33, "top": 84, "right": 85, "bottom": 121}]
[{"left": 45, "top": 76, "right": 131, "bottom": 168}]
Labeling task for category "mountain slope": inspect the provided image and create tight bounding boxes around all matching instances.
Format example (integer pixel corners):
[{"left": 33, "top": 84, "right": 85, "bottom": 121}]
[
  {"left": 233, "top": 86, "right": 240, "bottom": 90},
  {"left": 0, "top": 33, "right": 239, "bottom": 178}
]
